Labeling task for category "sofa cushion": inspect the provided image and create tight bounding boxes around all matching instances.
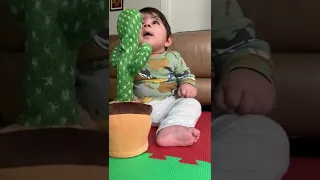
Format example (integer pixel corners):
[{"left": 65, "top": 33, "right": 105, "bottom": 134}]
[
  {"left": 0, "top": 0, "right": 25, "bottom": 51},
  {"left": 0, "top": 51, "right": 25, "bottom": 123},
  {"left": 270, "top": 53, "right": 320, "bottom": 136},
  {"left": 239, "top": 0, "right": 320, "bottom": 52}
]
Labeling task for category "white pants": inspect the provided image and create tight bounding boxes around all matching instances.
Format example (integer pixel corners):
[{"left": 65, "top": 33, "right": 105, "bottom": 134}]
[
  {"left": 212, "top": 114, "right": 290, "bottom": 180},
  {"left": 146, "top": 96, "right": 202, "bottom": 134}
]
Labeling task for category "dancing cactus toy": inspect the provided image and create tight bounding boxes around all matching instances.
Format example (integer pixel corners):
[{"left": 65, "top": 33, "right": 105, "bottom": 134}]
[
  {"left": 109, "top": 9, "right": 153, "bottom": 158},
  {"left": 2, "top": 0, "right": 107, "bottom": 129},
  {"left": 110, "top": 9, "right": 152, "bottom": 102}
]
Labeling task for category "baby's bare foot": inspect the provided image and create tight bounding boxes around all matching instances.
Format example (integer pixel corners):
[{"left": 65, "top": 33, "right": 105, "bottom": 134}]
[{"left": 156, "top": 125, "right": 200, "bottom": 147}]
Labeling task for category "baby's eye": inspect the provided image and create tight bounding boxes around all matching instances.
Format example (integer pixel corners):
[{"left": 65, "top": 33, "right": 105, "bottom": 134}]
[{"left": 152, "top": 20, "right": 159, "bottom": 25}]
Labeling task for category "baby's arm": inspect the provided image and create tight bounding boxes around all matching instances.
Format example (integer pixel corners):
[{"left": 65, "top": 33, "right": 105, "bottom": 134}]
[
  {"left": 212, "top": 0, "right": 272, "bottom": 82},
  {"left": 172, "top": 51, "right": 196, "bottom": 87}
]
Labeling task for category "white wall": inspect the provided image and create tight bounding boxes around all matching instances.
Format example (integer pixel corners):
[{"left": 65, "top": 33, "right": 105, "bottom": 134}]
[
  {"left": 167, "top": 0, "right": 211, "bottom": 33},
  {"left": 109, "top": 0, "right": 161, "bottom": 35},
  {"left": 109, "top": 0, "right": 211, "bottom": 35}
]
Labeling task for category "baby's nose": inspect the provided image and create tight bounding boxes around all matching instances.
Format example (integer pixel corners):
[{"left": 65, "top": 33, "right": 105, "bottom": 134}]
[{"left": 143, "top": 24, "right": 151, "bottom": 28}]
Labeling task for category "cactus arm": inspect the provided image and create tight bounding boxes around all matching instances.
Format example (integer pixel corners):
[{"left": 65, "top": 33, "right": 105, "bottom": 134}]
[
  {"left": 129, "top": 43, "right": 152, "bottom": 76},
  {"left": 110, "top": 46, "right": 122, "bottom": 69}
]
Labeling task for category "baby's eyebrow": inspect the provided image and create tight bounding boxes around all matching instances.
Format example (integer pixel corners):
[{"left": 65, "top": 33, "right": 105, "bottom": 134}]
[
  {"left": 154, "top": 17, "right": 161, "bottom": 22},
  {"left": 151, "top": 17, "right": 162, "bottom": 23},
  {"left": 151, "top": 15, "right": 161, "bottom": 21},
  {"left": 143, "top": 15, "right": 162, "bottom": 22}
]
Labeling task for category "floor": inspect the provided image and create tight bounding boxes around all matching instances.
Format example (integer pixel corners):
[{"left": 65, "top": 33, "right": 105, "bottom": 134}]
[{"left": 283, "top": 137, "right": 320, "bottom": 179}]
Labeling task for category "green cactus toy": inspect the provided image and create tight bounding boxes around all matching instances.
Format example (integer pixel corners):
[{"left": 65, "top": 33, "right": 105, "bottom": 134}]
[
  {"left": 109, "top": 9, "right": 153, "bottom": 158},
  {"left": 2, "top": 0, "right": 108, "bottom": 128},
  {"left": 110, "top": 9, "right": 152, "bottom": 102}
]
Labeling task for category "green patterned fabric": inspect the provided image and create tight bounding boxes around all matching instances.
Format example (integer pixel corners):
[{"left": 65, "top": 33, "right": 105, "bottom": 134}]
[
  {"left": 5, "top": 0, "right": 108, "bottom": 127},
  {"left": 134, "top": 51, "right": 196, "bottom": 103},
  {"left": 110, "top": 9, "right": 152, "bottom": 102}
]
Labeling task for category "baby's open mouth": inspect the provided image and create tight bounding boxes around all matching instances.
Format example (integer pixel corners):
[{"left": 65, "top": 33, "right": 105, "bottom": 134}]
[{"left": 143, "top": 31, "right": 153, "bottom": 37}]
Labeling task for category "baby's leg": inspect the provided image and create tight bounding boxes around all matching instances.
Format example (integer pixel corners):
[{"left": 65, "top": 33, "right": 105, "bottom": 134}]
[
  {"left": 212, "top": 114, "right": 289, "bottom": 180},
  {"left": 155, "top": 98, "right": 202, "bottom": 147}
]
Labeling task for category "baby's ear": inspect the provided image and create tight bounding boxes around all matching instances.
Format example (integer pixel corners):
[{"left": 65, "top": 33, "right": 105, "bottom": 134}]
[{"left": 165, "top": 35, "right": 173, "bottom": 48}]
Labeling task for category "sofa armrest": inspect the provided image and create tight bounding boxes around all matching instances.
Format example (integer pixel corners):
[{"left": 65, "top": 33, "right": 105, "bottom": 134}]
[{"left": 0, "top": 51, "right": 25, "bottom": 124}]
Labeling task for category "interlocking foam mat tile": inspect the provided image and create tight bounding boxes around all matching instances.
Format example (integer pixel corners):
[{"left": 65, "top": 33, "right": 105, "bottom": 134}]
[{"left": 109, "top": 112, "right": 211, "bottom": 180}]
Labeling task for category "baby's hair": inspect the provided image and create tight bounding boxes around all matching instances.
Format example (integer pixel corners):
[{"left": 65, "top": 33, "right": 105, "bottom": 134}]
[{"left": 139, "top": 7, "right": 172, "bottom": 40}]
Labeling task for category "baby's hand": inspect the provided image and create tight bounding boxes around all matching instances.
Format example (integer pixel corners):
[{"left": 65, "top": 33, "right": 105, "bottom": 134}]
[
  {"left": 134, "top": 96, "right": 141, "bottom": 103},
  {"left": 178, "top": 84, "right": 197, "bottom": 98},
  {"left": 215, "top": 68, "right": 275, "bottom": 115}
]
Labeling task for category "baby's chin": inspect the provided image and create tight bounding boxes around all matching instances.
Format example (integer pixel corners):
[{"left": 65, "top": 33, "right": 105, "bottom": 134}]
[{"left": 139, "top": 39, "right": 153, "bottom": 46}]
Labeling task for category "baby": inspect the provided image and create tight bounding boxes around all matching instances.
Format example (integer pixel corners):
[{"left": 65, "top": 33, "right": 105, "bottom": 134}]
[{"left": 134, "top": 7, "right": 202, "bottom": 147}]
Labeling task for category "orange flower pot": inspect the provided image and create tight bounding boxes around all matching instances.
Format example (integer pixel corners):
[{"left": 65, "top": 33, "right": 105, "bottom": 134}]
[{"left": 109, "top": 102, "right": 152, "bottom": 158}]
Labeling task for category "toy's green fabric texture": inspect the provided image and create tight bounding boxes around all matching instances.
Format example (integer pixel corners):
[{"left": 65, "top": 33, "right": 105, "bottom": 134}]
[
  {"left": 5, "top": 0, "right": 108, "bottom": 127},
  {"left": 110, "top": 9, "right": 152, "bottom": 102}
]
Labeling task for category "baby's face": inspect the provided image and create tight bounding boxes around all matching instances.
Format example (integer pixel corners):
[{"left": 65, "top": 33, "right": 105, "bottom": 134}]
[{"left": 139, "top": 13, "right": 168, "bottom": 52}]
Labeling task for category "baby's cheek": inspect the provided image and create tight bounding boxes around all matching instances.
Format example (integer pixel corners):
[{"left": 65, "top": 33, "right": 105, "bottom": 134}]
[
  {"left": 139, "top": 36, "right": 145, "bottom": 44},
  {"left": 139, "top": 30, "right": 144, "bottom": 37}
]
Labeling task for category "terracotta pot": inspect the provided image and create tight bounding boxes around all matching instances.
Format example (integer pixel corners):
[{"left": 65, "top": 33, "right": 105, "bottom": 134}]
[{"left": 109, "top": 102, "right": 152, "bottom": 158}]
